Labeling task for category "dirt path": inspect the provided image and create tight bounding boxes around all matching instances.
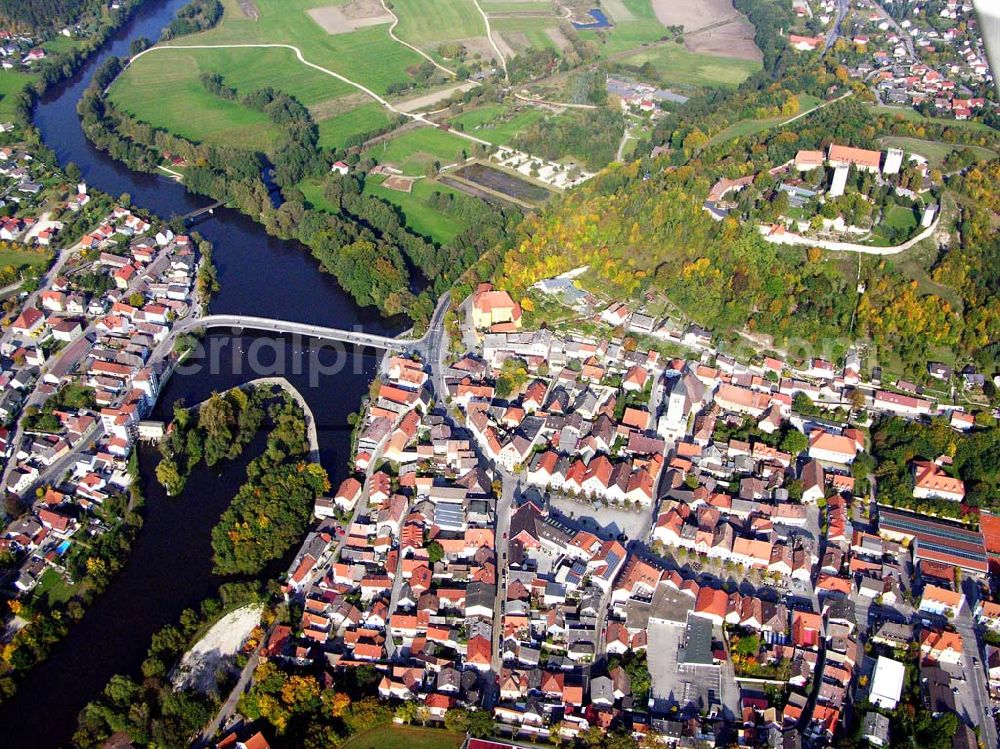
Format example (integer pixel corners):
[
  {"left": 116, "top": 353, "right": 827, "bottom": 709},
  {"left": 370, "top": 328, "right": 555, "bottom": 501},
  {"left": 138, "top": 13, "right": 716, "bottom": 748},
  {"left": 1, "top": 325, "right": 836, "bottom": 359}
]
[
  {"left": 472, "top": 0, "right": 510, "bottom": 79},
  {"left": 514, "top": 92, "right": 597, "bottom": 109},
  {"left": 395, "top": 80, "right": 476, "bottom": 112}
]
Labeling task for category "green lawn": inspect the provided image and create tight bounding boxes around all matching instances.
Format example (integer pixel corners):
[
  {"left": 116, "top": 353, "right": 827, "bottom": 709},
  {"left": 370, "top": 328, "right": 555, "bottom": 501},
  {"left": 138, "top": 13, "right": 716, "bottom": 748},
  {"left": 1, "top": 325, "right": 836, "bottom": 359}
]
[
  {"left": 42, "top": 35, "right": 79, "bottom": 55},
  {"left": 449, "top": 103, "right": 545, "bottom": 145},
  {"left": 618, "top": 44, "right": 761, "bottom": 88},
  {"left": 0, "top": 247, "right": 53, "bottom": 271},
  {"left": 33, "top": 568, "right": 76, "bottom": 607},
  {"left": 298, "top": 177, "right": 338, "bottom": 213},
  {"left": 340, "top": 725, "right": 464, "bottom": 749},
  {"left": 0, "top": 70, "right": 36, "bottom": 119},
  {"left": 878, "top": 135, "right": 998, "bottom": 169},
  {"left": 364, "top": 127, "right": 471, "bottom": 174},
  {"left": 367, "top": 175, "right": 472, "bottom": 243},
  {"left": 884, "top": 204, "right": 919, "bottom": 232}
]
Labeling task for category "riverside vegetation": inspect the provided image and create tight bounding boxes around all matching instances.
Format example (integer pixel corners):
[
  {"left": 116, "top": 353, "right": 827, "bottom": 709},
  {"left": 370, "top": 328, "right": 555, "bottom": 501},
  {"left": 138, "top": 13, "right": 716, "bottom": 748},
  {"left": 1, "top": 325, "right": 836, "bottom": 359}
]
[{"left": 155, "top": 387, "right": 330, "bottom": 576}]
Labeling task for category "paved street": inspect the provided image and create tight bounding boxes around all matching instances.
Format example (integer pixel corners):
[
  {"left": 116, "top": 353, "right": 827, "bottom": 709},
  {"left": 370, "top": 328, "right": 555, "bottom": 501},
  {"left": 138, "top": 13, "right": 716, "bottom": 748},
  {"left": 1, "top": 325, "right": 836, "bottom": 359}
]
[{"left": 956, "top": 589, "right": 998, "bottom": 749}]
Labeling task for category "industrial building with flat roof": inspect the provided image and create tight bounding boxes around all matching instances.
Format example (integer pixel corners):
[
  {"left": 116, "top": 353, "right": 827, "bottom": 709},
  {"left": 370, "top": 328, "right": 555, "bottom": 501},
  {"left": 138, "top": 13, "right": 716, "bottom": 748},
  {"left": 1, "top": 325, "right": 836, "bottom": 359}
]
[
  {"left": 869, "top": 656, "right": 905, "bottom": 709},
  {"left": 877, "top": 507, "right": 988, "bottom": 574}
]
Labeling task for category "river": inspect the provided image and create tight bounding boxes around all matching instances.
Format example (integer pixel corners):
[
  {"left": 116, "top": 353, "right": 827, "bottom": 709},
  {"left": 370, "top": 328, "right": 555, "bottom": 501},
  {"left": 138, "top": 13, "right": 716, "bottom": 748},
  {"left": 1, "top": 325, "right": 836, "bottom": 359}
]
[{"left": 0, "top": 1, "right": 394, "bottom": 745}]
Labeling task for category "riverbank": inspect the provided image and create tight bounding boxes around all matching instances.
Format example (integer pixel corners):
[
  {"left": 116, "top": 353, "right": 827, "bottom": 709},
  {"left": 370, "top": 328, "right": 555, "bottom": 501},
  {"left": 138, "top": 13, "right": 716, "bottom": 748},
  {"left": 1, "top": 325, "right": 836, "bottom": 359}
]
[{"left": 0, "top": 0, "right": 388, "bottom": 743}]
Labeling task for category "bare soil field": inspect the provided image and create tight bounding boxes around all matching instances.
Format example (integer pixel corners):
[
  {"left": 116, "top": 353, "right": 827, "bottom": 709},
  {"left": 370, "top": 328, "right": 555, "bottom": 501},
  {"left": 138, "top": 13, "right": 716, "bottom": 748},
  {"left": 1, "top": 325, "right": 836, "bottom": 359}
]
[
  {"left": 395, "top": 81, "right": 477, "bottom": 112},
  {"left": 503, "top": 31, "right": 532, "bottom": 51},
  {"left": 545, "top": 26, "right": 571, "bottom": 50},
  {"left": 307, "top": 3, "right": 392, "bottom": 34},
  {"left": 383, "top": 175, "right": 416, "bottom": 192},
  {"left": 308, "top": 92, "right": 371, "bottom": 121},
  {"left": 307, "top": 6, "right": 356, "bottom": 34},
  {"left": 493, "top": 33, "right": 517, "bottom": 59},
  {"left": 239, "top": 0, "right": 259, "bottom": 21},
  {"left": 340, "top": 0, "right": 387, "bottom": 20},
  {"left": 652, "top": 0, "right": 739, "bottom": 30},
  {"left": 686, "top": 18, "right": 762, "bottom": 60},
  {"left": 456, "top": 35, "right": 498, "bottom": 60}
]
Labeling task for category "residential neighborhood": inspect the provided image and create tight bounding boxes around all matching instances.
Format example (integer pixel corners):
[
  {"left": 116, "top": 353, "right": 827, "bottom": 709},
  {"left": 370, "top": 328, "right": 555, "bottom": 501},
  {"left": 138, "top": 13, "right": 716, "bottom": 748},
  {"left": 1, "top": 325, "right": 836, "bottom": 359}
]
[
  {"left": 0, "top": 192, "right": 205, "bottom": 601},
  {"left": 247, "top": 277, "right": 1000, "bottom": 749}
]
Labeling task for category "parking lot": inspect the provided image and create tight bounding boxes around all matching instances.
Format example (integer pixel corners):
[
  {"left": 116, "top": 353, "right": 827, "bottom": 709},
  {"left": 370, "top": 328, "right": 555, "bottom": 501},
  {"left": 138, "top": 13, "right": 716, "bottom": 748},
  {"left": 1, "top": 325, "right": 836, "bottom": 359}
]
[
  {"left": 646, "top": 620, "right": 723, "bottom": 717},
  {"left": 549, "top": 494, "right": 654, "bottom": 541}
]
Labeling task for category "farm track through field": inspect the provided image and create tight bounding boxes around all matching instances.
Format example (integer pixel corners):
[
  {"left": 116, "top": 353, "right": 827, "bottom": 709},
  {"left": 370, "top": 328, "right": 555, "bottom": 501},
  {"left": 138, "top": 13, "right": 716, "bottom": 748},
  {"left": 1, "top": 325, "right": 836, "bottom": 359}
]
[
  {"left": 125, "top": 43, "right": 494, "bottom": 145},
  {"left": 472, "top": 0, "right": 510, "bottom": 79},
  {"left": 378, "top": 0, "right": 457, "bottom": 76}
]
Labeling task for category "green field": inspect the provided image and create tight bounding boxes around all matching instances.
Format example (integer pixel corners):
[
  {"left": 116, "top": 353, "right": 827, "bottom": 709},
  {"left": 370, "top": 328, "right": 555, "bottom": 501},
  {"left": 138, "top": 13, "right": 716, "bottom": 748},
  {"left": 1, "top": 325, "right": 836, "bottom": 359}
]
[
  {"left": 450, "top": 103, "right": 546, "bottom": 144},
  {"left": 480, "top": 0, "right": 554, "bottom": 11},
  {"left": 578, "top": 0, "right": 672, "bottom": 55},
  {"left": 110, "top": 49, "right": 286, "bottom": 150},
  {"left": 492, "top": 15, "right": 564, "bottom": 53},
  {"left": 0, "top": 247, "right": 53, "bottom": 271},
  {"left": 0, "top": 70, "right": 36, "bottom": 119},
  {"left": 111, "top": 44, "right": 401, "bottom": 151},
  {"left": 619, "top": 44, "right": 761, "bottom": 88},
  {"left": 162, "top": 0, "right": 426, "bottom": 95},
  {"left": 340, "top": 725, "right": 464, "bottom": 749},
  {"left": 393, "top": 0, "right": 486, "bottom": 48},
  {"left": 364, "top": 127, "right": 472, "bottom": 174},
  {"left": 368, "top": 175, "right": 473, "bottom": 243},
  {"left": 884, "top": 204, "right": 920, "bottom": 231},
  {"left": 299, "top": 168, "right": 475, "bottom": 244},
  {"left": 878, "top": 135, "right": 998, "bottom": 169},
  {"left": 318, "top": 103, "right": 393, "bottom": 149}
]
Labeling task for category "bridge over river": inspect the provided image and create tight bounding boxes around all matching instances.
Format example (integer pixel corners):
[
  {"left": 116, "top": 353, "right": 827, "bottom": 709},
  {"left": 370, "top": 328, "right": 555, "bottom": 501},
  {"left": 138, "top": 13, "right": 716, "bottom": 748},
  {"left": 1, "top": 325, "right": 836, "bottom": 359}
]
[{"left": 168, "top": 314, "right": 422, "bottom": 351}]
